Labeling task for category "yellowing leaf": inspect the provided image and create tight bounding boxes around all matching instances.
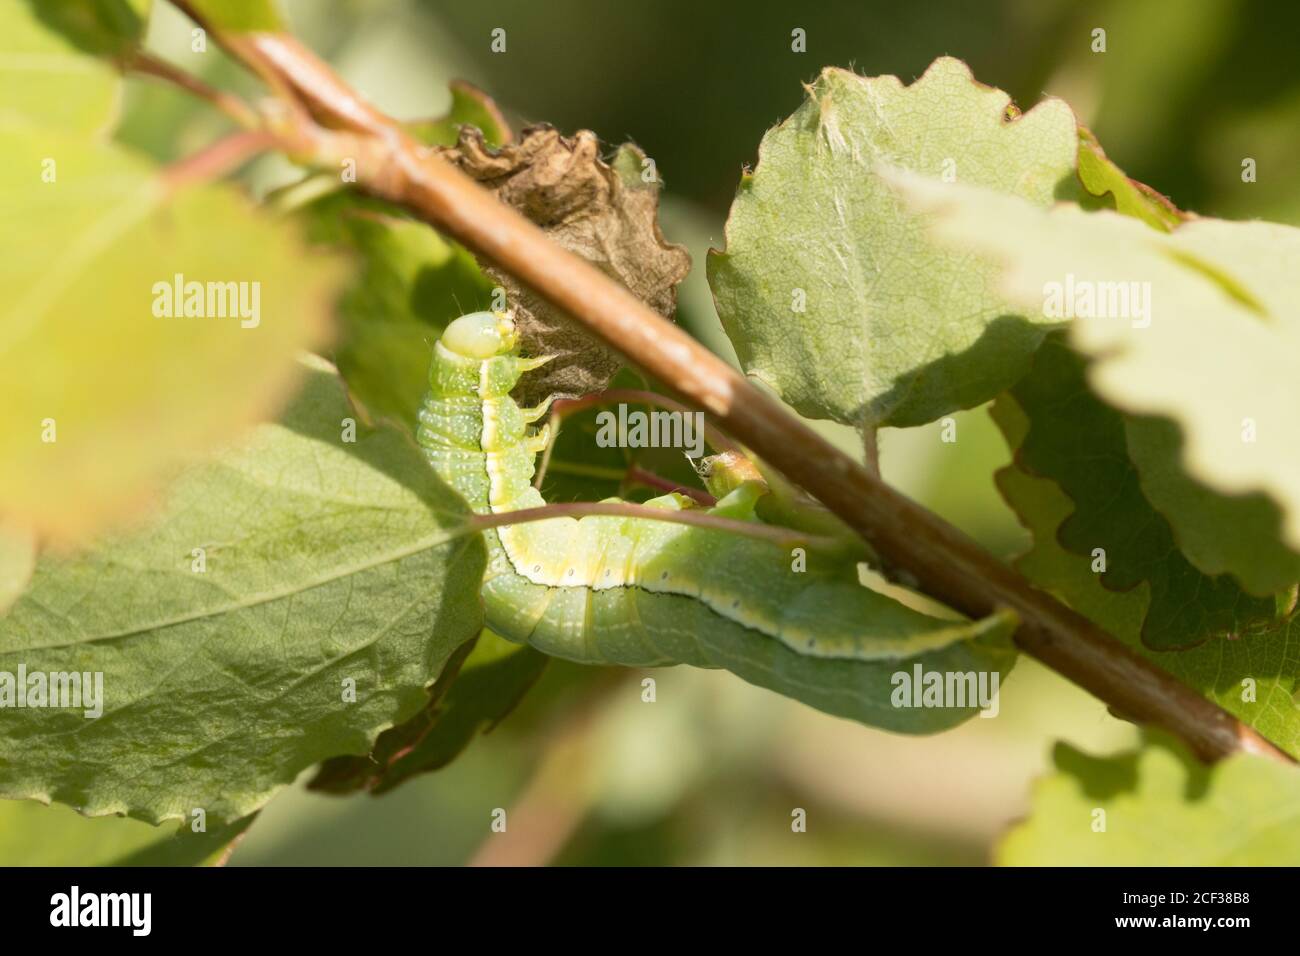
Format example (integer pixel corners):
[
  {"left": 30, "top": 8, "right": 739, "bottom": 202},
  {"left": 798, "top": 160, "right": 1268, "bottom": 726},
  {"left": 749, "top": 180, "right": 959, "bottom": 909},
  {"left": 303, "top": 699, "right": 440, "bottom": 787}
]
[
  {"left": 0, "top": 0, "right": 145, "bottom": 136},
  {"left": 0, "top": 522, "right": 37, "bottom": 615},
  {"left": 182, "top": 0, "right": 283, "bottom": 32},
  {"left": 0, "top": 799, "right": 251, "bottom": 866},
  {"left": 1001, "top": 735, "right": 1300, "bottom": 865},
  {"left": 0, "top": 128, "right": 346, "bottom": 542}
]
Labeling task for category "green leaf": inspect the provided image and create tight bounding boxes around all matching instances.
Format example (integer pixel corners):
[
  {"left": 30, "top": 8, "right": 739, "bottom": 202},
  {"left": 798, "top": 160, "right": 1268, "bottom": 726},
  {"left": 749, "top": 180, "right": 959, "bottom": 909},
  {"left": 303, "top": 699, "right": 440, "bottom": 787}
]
[
  {"left": 405, "top": 80, "right": 511, "bottom": 148},
  {"left": 706, "top": 56, "right": 1081, "bottom": 428},
  {"left": 1126, "top": 415, "right": 1300, "bottom": 597},
  {"left": 0, "top": 799, "right": 252, "bottom": 866},
  {"left": 0, "top": 524, "right": 36, "bottom": 615},
  {"left": 1075, "top": 126, "right": 1184, "bottom": 231},
  {"left": 1000, "top": 735, "right": 1300, "bottom": 865},
  {"left": 1005, "top": 336, "right": 1280, "bottom": 648},
  {"left": 293, "top": 191, "right": 494, "bottom": 431},
  {"left": 19, "top": 0, "right": 149, "bottom": 58},
  {"left": 0, "top": 128, "right": 345, "bottom": 542},
  {"left": 183, "top": 0, "right": 283, "bottom": 32},
  {"left": 308, "top": 630, "right": 547, "bottom": 795},
  {"left": 0, "top": 0, "right": 147, "bottom": 135},
  {"left": 992, "top": 386, "right": 1300, "bottom": 756},
  {"left": 899, "top": 172, "right": 1300, "bottom": 592},
  {"left": 0, "top": 358, "right": 485, "bottom": 825}
]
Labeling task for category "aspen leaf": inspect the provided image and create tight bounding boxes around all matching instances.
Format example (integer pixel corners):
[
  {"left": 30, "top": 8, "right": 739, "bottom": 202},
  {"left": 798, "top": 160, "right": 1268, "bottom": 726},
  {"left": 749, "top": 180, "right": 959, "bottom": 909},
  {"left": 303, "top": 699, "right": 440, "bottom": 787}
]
[
  {"left": 1001, "top": 735, "right": 1300, "bottom": 865},
  {"left": 902, "top": 172, "right": 1300, "bottom": 591},
  {"left": 0, "top": 129, "right": 345, "bottom": 542},
  {"left": 708, "top": 57, "right": 1081, "bottom": 428},
  {"left": 993, "top": 384, "right": 1300, "bottom": 754},
  {"left": 0, "top": 0, "right": 149, "bottom": 135},
  {"left": 0, "top": 360, "right": 485, "bottom": 825}
]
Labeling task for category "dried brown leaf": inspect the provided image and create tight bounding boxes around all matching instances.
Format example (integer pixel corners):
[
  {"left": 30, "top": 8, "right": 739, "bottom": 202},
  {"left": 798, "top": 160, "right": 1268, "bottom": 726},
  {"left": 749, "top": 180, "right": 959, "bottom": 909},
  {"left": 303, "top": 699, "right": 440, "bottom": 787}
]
[{"left": 437, "top": 125, "right": 690, "bottom": 403}]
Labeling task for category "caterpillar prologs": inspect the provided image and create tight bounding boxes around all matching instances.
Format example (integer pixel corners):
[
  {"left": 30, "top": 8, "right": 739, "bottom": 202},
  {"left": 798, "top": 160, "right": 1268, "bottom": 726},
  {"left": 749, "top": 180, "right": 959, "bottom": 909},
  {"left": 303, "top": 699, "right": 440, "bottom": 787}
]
[{"left": 418, "top": 312, "right": 1016, "bottom": 730}]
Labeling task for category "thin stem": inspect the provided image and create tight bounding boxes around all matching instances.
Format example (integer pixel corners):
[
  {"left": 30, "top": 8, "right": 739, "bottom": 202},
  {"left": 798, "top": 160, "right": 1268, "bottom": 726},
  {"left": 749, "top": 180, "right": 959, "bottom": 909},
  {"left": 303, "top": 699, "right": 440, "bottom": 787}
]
[
  {"left": 624, "top": 464, "right": 716, "bottom": 506},
  {"left": 861, "top": 424, "right": 881, "bottom": 478},
  {"left": 126, "top": 51, "right": 261, "bottom": 130},
  {"left": 164, "top": 0, "right": 1293, "bottom": 766},
  {"left": 532, "top": 409, "right": 562, "bottom": 490},
  {"left": 160, "top": 130, "right": 278, "bottom": 190},
  {"left": 167, "top": 0, "right": 314, "bottom": 114},
  {"left": 468, "top": 502, "right": 835, "bottom": 552}
]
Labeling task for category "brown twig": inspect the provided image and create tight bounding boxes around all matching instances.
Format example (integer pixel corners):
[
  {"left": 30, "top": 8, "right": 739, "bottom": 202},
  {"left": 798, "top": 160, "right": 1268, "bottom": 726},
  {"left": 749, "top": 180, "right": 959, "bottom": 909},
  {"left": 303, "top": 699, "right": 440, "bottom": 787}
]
[{"left": 165, "top": 1, "right": 1293, "bottom": 766}]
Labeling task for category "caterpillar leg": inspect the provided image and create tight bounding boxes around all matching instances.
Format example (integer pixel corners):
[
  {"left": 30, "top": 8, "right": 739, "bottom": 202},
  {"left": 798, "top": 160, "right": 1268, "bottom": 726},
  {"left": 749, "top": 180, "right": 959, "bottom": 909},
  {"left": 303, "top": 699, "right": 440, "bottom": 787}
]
[
  {"left": 518, "top": 396, "right": 555, "bottom": 423},
  {"left": 525, "top": 424, "right": 552, "bottom": 455},
  {"left": 517, "top": 354, "right": 557, "bottom": 372}
]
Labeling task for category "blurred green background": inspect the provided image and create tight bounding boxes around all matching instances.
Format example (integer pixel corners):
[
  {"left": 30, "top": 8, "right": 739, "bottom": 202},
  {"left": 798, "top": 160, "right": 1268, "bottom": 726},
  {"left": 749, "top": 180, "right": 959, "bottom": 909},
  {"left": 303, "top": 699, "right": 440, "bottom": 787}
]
[{"left": 14, "top": 0, "right": 1298, "bottom": 866}]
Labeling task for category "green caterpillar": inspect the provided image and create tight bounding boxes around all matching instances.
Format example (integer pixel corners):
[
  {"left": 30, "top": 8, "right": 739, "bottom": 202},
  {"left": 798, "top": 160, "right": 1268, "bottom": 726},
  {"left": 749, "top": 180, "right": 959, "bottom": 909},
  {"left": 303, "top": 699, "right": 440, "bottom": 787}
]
[{"left": 418, "top": 312, "right": 1016, "bottom": 731}]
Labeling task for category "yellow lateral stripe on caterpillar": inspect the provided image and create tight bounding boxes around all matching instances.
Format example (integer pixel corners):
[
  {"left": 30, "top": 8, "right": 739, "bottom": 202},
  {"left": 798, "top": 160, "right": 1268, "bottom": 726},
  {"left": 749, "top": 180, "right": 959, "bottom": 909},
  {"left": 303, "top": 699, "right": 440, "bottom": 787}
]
[{"left": 416, "top": 311, "right": 1017, "bottom": 686}]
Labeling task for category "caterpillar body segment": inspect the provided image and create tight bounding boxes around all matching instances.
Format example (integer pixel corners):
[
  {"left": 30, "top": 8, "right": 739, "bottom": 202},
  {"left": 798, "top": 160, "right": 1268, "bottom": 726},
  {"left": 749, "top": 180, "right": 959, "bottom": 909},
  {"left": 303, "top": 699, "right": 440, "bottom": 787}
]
[{"left": 418, "top": 312, "right": 1017, "bottom": 731}]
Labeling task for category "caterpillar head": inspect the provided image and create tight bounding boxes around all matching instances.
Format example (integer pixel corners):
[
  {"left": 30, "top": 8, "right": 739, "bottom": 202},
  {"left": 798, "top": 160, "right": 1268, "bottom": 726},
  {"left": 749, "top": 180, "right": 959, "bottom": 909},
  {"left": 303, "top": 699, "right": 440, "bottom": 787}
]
[
  {"left": 441, "top": 310, "right": 518, "bottom": 359},
  {"left": 430, "top": 310, "right": 553, "bottom": 399}
]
